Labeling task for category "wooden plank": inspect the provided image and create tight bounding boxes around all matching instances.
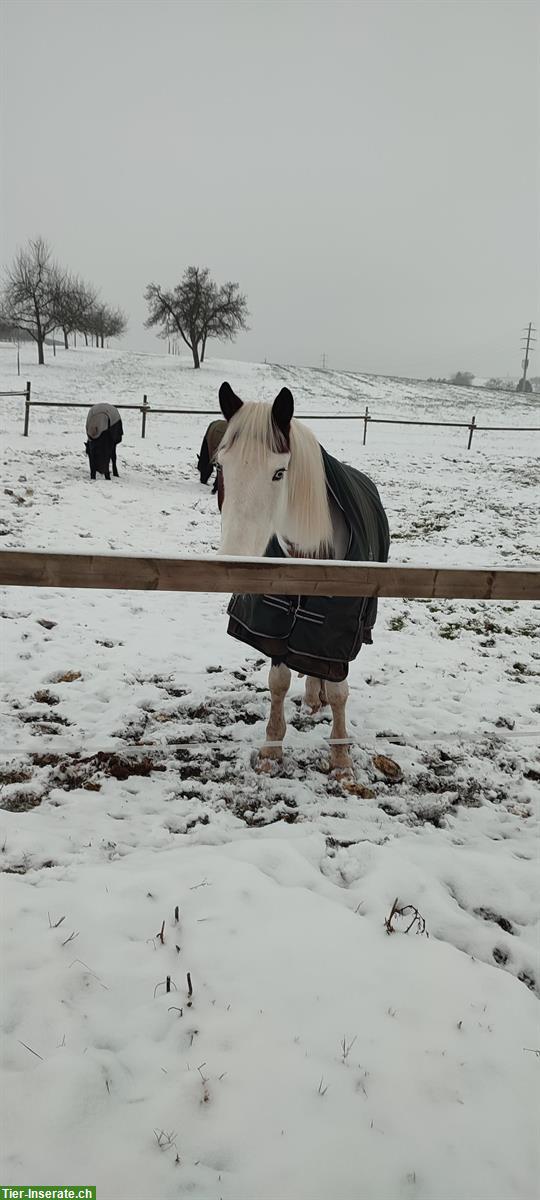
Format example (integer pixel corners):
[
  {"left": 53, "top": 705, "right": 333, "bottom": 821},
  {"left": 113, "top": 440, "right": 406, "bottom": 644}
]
[
  {"left": 128, "top": 407, "right": 225, "bottom": 416},
  {"left": 24, "top": 403, "right": 357, "bottom": 418},
  {"left": 24, "top": 401, "right": 145, "bottom": 410},
  {"left": 366, "top": 416, "right": 540, "bottom": 432},
  {"left": 365, "top": 416, "right": 470, "bottom": 428},
  {"left": 0, "top": 551, "right": 539, "bottom": 600}
]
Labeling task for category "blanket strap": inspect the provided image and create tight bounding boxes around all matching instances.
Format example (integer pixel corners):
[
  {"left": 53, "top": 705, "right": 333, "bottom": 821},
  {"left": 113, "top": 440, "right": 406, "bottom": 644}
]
[{"left": 261, "top": 737, "right": 354, "bottom": 749}]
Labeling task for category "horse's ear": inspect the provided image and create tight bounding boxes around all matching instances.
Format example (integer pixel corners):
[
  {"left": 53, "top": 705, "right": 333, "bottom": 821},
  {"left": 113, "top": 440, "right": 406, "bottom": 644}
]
[
  {"left": 272, "top": 388, "right": 294, "bottom": 438},
  {"left": 219, "top": 382, "right": 243, "bottom": 421}
]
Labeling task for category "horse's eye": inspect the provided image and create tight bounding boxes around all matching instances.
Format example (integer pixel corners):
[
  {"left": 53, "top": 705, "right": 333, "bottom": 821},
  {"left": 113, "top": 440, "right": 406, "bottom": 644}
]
[{"left": 272, "top": 469, "right": 286, "bottom": 482}]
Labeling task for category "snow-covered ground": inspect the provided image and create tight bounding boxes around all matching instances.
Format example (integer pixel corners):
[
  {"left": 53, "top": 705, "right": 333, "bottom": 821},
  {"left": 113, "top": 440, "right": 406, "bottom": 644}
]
[{"left": 1, "top": 345, "right": 539, "bottom": 1199}]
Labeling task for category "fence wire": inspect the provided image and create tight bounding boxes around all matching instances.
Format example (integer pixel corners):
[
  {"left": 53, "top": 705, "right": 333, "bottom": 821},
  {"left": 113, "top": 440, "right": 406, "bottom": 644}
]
[{"left": 0, "top": 725, "right": 539, "bottom": 761}]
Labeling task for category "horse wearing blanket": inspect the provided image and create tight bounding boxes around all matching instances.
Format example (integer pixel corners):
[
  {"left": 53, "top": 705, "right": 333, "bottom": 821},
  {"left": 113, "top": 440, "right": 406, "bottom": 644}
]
[
  {"left": 216, "top": 381, "right": 390, "bottom": 779},
  {"left": 197, "top": 419, "right": 227, "bottom": 492},
  {"left": 85, "top": 403, "right": 123, "bottom": 480}
]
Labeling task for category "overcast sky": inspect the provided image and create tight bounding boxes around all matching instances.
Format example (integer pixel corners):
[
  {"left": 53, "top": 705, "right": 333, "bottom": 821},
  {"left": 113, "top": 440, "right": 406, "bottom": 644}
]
[{"left": 1, "top": 0, "right": 538, "bottom": 378}]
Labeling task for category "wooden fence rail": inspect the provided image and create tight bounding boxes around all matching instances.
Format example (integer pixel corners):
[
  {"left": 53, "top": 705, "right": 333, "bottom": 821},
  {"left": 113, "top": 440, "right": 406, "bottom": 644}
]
[
  {"left": 5, "top": 392, "right": 539, "bottom": 445},
  {"left": 0, "top": 381, "right": 31, "bottom": 418},
  {"left": 359, "top": 405, "right": 540, "bottom": 448},
  {"left": 1, "top": 551, "right": 539, "bottom": 601}
]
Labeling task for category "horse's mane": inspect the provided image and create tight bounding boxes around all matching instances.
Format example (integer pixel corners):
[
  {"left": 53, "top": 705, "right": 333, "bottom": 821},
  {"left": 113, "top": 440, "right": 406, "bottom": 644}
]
[{"left": 219, "top": 402, "right": 332, "bottom": 555}]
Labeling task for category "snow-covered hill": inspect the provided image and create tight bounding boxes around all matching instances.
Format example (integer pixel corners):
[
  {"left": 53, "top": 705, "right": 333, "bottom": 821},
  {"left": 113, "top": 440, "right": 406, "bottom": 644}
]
[{"left": 1, "top": 346, "right": 539, "bottom": 1199}]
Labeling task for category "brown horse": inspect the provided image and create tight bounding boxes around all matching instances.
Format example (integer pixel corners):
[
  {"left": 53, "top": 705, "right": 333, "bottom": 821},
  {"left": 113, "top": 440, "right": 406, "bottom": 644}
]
[{"left": 197, "top": 419, "right": 227, "bottom": 492}]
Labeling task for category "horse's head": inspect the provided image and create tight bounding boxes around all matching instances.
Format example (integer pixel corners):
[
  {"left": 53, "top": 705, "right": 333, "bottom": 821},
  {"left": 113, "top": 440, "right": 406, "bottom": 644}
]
[{"left": 216, "top": 382, "right": 293, "bottom": 556}]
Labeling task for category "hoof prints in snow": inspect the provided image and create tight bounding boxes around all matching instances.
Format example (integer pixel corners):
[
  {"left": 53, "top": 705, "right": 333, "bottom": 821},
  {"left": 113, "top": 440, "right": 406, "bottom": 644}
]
[
  {"left": 1, "top": 679, "right": 536, "bottom": 835},
  {"left": 0, "top": 750, "right": 166, "bottom": 810}
]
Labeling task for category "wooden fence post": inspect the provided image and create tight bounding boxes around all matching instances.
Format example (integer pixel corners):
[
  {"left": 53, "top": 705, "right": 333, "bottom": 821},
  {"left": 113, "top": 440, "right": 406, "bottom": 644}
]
[
  {"left": 363, "top": 405, "right": 369, "bottom": 446},
  {"left": 17, "top": 344, "right": 20, "bottom": 377},
  {"left": 141, "top": 395, "right": 149, "bottom": 438},
  {"left": 23, "top": 382, "right": 31, "bottom": 437},
  {"left": 467, "top": 414, "right": 476, "bottom": 450}
]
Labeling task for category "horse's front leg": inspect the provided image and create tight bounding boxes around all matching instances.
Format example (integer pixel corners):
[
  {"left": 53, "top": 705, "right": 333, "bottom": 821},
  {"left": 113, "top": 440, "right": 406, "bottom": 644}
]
[
  {"left": 259, "top": 663, "right": 291, "bottom": 767},
  {"left": 326, "top": 679, "right": 353, "bottom": 778}
]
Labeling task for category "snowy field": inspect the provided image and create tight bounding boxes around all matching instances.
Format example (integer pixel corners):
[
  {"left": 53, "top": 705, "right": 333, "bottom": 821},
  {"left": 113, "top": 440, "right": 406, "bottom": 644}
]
[{"left": 1, "top": 345, "right": 539, "bottom": 1199}]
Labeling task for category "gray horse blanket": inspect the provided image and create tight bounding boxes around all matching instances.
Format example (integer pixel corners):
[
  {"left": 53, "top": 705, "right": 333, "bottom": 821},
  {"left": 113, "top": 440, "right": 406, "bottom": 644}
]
[
  {"left": 226, "top": 447, "right": 390, "bottom": 682},
  {"left": 86, "top": 403, "right": 122, "bottom": 440}
]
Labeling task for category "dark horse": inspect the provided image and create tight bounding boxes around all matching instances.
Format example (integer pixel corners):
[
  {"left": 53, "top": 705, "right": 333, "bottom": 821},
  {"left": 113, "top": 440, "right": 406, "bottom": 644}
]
[
  {"left": 85, "top": 403, "right": 123, "bottom": 480},
  {"left": 197, "top": 419, "right": 227, "bottom": 493}
]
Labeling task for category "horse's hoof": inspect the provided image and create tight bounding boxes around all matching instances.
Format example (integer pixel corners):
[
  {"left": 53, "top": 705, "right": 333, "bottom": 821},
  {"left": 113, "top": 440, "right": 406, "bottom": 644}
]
[
  {"left": 258, "top": 760, "right": 276, "bottom": 775},
  {"left": 256, "top": 747, "right": 283, "bottom": 774},
  {"left": 331, "top": 764, "right": 355, "bottom": 785}
]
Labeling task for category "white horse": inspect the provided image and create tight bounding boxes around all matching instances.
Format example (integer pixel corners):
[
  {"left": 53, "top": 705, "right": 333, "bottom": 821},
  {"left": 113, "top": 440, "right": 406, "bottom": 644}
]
[{"left": 216, "top": 381, "right": 389, "bottom": 779}]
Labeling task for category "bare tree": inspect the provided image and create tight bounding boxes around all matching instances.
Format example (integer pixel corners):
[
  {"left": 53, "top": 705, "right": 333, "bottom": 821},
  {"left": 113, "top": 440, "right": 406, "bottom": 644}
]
[
  {"left": 73, "top": 281, "right": 99, "bottom": 347},
  {"left": 145, "top": 267, "right": 207, "bottom": 368},
  {"left": 85, "top": 302, "right": 127, "bottom": 348},
  {"left": 104, "top": 306, "right": 127, "bottom": 343},
  {"left": 200, "top": 280, "right": 249, "bottom": 363},
  {"left": 145, "top": 266, "right": 249, "bottom": 369},
  {"left": 86, "top": 304, "right": 104, "bottom": 347},
  {"left": 52, "top": 277, "right": 75, "bottom": 351},
  {"left": 53, "top": 275, "right": 97, "bottom": 350},
  {"left": 0, "top": 237, "right": 66, "bottom": 364}
]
